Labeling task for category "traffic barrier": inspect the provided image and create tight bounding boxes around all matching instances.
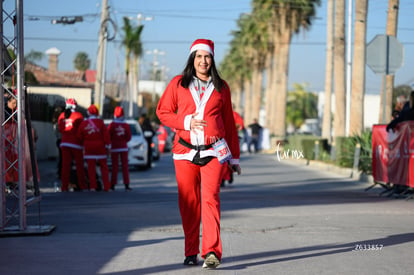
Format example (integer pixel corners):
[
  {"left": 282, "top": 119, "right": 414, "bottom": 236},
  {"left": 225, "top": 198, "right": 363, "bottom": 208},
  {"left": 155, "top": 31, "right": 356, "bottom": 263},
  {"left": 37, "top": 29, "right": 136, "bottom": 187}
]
[{"left": 372, "top": 122, "right": 414, "bottom": 189}]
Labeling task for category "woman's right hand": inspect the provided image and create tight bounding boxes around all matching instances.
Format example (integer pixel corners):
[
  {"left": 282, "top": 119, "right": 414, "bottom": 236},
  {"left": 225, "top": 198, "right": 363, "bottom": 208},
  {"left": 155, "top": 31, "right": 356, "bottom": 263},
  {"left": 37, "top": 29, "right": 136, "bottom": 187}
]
[{"left": 190, "top": 113, "right": 207, "bottom": 132}]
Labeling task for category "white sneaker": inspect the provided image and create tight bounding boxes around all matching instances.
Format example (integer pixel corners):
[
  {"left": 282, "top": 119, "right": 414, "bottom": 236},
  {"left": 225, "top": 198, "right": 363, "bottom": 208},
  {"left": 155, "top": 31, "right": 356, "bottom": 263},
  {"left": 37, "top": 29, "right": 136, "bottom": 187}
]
[{"left": 202, "top": 252, "right": 220, "bottom": 269}]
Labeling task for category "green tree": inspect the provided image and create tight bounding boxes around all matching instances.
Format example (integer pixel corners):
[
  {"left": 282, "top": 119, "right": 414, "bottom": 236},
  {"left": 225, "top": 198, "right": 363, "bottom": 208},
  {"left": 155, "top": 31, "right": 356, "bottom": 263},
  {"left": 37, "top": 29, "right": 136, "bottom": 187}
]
[
  {"left": 25, "top": 49, "right": 44, "bottom": 63},
  {"left": 286, "top": 83, "right": 318, "bottom": 131},
  {"left": 221, "top": 0, "right": 321, "bottom": 135},
  {"left": 248, "top": 0, "right": 320, "bottom": 137},
  {"left": 73, "top": 52, "right": 91, "bottom": 72}
]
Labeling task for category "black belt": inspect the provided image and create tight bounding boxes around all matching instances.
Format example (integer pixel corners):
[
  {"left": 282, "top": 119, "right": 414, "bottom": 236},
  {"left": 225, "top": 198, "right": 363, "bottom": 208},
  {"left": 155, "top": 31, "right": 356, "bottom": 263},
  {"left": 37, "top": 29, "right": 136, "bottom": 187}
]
[{"left": 179, "top": 137, "right": 213, "bottom": 151}]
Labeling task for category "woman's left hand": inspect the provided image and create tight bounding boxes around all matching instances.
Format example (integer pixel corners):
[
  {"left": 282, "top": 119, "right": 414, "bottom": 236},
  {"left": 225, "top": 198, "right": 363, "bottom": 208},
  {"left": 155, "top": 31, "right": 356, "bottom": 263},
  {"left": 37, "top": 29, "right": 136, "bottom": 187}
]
[{"left": 231, "top": 164, "right": 241, "bottom": 175}]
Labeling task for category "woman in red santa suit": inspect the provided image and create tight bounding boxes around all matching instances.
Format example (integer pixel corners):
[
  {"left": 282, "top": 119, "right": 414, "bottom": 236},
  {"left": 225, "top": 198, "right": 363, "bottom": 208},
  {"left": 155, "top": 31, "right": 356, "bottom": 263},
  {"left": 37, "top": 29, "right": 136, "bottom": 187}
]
[
  {"left": 58, "top": 98, "right": 86, "bottom": 191},
  {"left": 156, "top": 38, "right": 241, "bottom": 269},
  {"left": 78, "top": 104, "right": 111, "bottom": 191},
  {"left": 108, "top": 106, "right": 132, "bottom": 191}
]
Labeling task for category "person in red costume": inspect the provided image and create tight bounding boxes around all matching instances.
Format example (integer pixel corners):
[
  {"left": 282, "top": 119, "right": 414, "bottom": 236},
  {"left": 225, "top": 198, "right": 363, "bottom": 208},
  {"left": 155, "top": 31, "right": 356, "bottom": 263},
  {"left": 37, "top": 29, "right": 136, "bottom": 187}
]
[
  {"left": 108, "top": 106, "right": 132, "bottom": 191},
  {"left": 58, "top": 98, "right": 86, "bottom": 191},
  {"left": 157, "top": 124, "right": 168, "bottom": 153},
  {"left": 78, "top": 104, "right": 111, "bottom": 191},
  {"left": 156, "top": 38, "right": 241, "bottom": 269}
]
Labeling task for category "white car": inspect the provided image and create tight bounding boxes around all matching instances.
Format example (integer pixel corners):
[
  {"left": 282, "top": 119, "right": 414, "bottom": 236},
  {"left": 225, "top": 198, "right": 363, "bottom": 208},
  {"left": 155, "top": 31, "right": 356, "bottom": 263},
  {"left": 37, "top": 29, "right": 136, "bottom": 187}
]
[{"left": 104, "top": 119, "right": 149, "bottom": 169}]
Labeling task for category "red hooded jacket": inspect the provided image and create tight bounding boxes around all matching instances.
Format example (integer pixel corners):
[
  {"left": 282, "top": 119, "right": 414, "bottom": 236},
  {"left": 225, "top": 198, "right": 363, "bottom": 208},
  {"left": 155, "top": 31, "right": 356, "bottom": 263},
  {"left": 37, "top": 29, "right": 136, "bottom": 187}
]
[
  {"left": 78, "top": 116, "right": 111, "bottom": 159},
  {"left": 108, "top": 119, "right": 131, "bottom": 152},
  {"left": 58, "top": 110, "right": 84, "bottom": 149}
]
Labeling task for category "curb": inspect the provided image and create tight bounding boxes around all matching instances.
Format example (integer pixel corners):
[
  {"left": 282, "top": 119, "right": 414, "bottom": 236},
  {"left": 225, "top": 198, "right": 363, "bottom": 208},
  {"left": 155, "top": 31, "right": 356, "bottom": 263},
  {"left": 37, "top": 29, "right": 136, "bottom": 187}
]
[{"left": 272, "top": 155, "right": 374, "bottom": 185}]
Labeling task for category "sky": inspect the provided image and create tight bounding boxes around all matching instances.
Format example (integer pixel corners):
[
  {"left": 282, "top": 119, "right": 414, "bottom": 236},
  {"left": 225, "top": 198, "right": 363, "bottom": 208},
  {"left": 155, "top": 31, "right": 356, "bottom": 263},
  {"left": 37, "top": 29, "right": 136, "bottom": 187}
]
[{"left": 4, "top": 0, "right": 414, "bottom": 94}]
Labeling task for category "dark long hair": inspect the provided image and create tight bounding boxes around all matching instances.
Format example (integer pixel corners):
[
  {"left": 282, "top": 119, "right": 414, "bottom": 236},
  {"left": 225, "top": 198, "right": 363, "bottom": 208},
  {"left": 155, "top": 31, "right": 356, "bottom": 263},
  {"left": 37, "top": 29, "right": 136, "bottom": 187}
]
[
  {"left": 64, "top": 108, "right": 72, "bottom": 119},
  {"left": 179, "top": 52, "right": 225, "bottom": 92}
]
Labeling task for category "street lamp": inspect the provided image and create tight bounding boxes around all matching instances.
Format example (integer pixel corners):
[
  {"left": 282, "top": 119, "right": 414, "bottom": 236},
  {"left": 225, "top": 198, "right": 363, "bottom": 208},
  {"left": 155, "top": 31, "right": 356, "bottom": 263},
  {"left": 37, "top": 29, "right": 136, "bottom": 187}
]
[{"left": 146, "top": 49, "right": 166, "bottom": 102}]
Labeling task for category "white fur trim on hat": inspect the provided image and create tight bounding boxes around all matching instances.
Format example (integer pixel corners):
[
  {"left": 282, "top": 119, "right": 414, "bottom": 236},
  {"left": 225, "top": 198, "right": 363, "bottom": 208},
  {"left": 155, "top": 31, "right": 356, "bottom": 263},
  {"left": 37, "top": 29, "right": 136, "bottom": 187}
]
[{"left": 190, "top": 44, "right": 214, "bottom": 56}]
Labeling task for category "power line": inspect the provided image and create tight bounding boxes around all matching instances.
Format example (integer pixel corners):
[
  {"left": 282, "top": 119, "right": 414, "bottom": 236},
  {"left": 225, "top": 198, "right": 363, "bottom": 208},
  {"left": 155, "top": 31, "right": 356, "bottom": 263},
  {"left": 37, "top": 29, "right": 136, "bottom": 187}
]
[{"left": 21, "top": 36, "right": 414, "bottom": 46}]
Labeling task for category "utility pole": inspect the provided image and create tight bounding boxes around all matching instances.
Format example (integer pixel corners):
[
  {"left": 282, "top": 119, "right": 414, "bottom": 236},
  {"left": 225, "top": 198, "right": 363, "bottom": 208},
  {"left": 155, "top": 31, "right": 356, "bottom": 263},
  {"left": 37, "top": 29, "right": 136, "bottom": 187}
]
[
  {"left": 94, "top": 0, "right": 109, "bottom": 116},
  {"left": 345, "top": 0, "right": 353, "bottom": 136}
]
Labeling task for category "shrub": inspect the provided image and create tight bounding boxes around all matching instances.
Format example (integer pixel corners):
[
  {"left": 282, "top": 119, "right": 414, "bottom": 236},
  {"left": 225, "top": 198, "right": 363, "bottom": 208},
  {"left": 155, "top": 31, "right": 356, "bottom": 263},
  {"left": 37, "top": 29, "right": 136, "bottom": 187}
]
[{"left": 335, "top": 131, "right": 372, "bottom": 174}]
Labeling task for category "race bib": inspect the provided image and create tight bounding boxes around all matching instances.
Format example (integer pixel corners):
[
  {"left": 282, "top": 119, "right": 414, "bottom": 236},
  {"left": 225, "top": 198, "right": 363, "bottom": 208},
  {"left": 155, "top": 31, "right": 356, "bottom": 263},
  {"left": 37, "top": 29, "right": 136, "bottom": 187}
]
[{"left": 213, "top": 139, "right": 232, "bottom": 164}]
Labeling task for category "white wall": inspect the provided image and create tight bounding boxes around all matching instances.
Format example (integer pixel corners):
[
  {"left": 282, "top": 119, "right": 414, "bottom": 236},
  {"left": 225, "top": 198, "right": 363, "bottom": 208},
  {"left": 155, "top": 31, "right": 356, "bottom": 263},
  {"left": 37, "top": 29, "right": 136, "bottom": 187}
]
[{"left": 317, "top": 91, "right": 380, "bottom": 131}]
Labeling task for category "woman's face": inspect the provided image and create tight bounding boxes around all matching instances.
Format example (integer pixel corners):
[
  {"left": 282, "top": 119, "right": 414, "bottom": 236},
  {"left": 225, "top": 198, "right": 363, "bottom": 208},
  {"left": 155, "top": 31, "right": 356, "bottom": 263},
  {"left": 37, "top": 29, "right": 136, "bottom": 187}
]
[
  {"left": 193, "top": 50, "right": 212, "bottom": 80},
  {"left": 7, "top": 98, "right": 17, "bottom": 110}
]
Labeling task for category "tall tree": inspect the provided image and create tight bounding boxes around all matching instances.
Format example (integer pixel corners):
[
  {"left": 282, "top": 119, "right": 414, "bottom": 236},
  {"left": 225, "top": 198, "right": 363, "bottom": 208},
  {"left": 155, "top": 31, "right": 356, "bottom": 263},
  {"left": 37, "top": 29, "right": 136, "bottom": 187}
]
[
  {"left": 266, "top": 0, "right": 320, "bottom": 138},
  {"left": 220, "top": 41, "right": 248, "bottom": 114},
  {"left": 382, "top": 0, "right": 399, "bottom": 123},
  {"left": 122, "top": 17, "right": 144, "bottom": 117},
  {"left": 73, "top": 52, "right": 91, "bottom": 72},
  {"left": 322, "top": 0, "right": 334, "bottom": 140},
  {"left": 222, "top": 0, "right": 320, "bottom": 137},
  {"left": 349, "top": 0, "right": 368, "bottom": 135},
  {"left": 333, "top": 0, "right": 346, "bottom": 137},
  {"left": 231, "top": 14, "right": 256, "bottom": 124}
]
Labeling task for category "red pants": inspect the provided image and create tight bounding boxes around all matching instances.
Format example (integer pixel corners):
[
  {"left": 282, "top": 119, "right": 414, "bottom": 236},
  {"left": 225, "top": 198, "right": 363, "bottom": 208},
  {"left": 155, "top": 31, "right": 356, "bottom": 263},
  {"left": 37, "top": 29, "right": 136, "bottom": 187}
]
[
  {"left": 86, "top": 158, "right": 110, "bottom": 191},
  {"left": 111, "top": 151, "right": 129, "bottom": 186},
  {"left": 61, "top": 146, "right": 86, "bottom": 191},
  {"left": 174, "top": 158, "right": 225, "bottom": 260}
]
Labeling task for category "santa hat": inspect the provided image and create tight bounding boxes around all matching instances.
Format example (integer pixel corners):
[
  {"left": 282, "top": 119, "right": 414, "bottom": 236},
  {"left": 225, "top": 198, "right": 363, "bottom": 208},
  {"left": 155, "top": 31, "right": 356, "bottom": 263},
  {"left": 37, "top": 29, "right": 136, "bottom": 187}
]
[
  {"left": 114, "top": 106, "right": 124, "bottom": 118},
  {"left": 65, "top": 98, "right": 77, "bottom": 109},
  {"left": 190, "top": 39, "right": 214, "bottom": 56},
  {"left": 88, "top": 104, "right": 99, "bottom": 116}
]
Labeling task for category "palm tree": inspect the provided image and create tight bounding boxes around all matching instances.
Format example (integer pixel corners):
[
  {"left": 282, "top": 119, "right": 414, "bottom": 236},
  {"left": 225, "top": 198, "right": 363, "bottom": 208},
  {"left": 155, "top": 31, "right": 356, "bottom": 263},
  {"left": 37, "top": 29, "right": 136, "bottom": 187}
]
[
  {"left": 333, "top": 0, "right": 346, "bottom": 137},
  {"left": 271, "top": 0, "right": 320, "bottom": 138},
  {"left": 349, "top": 0, "right": 368, "bottom": 135},
  {"left": 382, "top": 0, "right": 399, "bottom": 123},
  {"left": 322, "top": 0, "right": 334, "bottom": 140},
  {"left": 249, "top": 0, "right": 320, "bottom": 137},
  {"left": 220, "top": 42, "right": 246, "bottom": 114},
  {"left": 230, "top": 14, "right": 256, "bottom": 124},
  {"left": 236, "top": 9, "right": 270, "bottom": 124},
  {"left": 121, "top": 17, "right": 144, "bottom": 117},
  {"left": 222, "top": 0, "right": 320, "bottom": 137},
  {"left": 73, "top": 52, "right": 91, "bottom": 72}
]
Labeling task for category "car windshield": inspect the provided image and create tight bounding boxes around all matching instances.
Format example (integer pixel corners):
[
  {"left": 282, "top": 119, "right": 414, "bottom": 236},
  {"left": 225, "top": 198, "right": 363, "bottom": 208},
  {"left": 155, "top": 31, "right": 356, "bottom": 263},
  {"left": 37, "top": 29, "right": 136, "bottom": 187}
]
[{"left": 128, "top": 123, "right": 141, "bottom": 136}]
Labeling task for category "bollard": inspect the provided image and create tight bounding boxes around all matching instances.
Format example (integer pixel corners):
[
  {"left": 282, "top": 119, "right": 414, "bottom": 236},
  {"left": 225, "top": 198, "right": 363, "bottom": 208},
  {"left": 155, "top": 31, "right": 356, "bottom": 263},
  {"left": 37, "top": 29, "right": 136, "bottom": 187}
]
[
  {"left": 314, "top": 140, "right": 320, "bottom": 160},
  {"left": 330, "top": 141, "right": 336, "bottom": 161},
  {"left": 353, "top": 143, "right": 361, "bottom": 170}
]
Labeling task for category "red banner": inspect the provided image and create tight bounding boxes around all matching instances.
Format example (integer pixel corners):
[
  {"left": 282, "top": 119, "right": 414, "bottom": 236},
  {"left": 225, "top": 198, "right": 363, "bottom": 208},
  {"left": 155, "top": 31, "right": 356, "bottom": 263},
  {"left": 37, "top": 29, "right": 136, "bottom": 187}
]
[{"left": 372, "top": 122, "right": 414, "bottom": 187}]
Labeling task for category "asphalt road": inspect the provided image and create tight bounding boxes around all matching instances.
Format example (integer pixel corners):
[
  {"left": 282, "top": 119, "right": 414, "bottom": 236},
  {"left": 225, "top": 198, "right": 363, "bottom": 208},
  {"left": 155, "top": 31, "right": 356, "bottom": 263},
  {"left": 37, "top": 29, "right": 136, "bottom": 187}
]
[{"left": 1, "top": 153, "right": 414, "bottom": 275}]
